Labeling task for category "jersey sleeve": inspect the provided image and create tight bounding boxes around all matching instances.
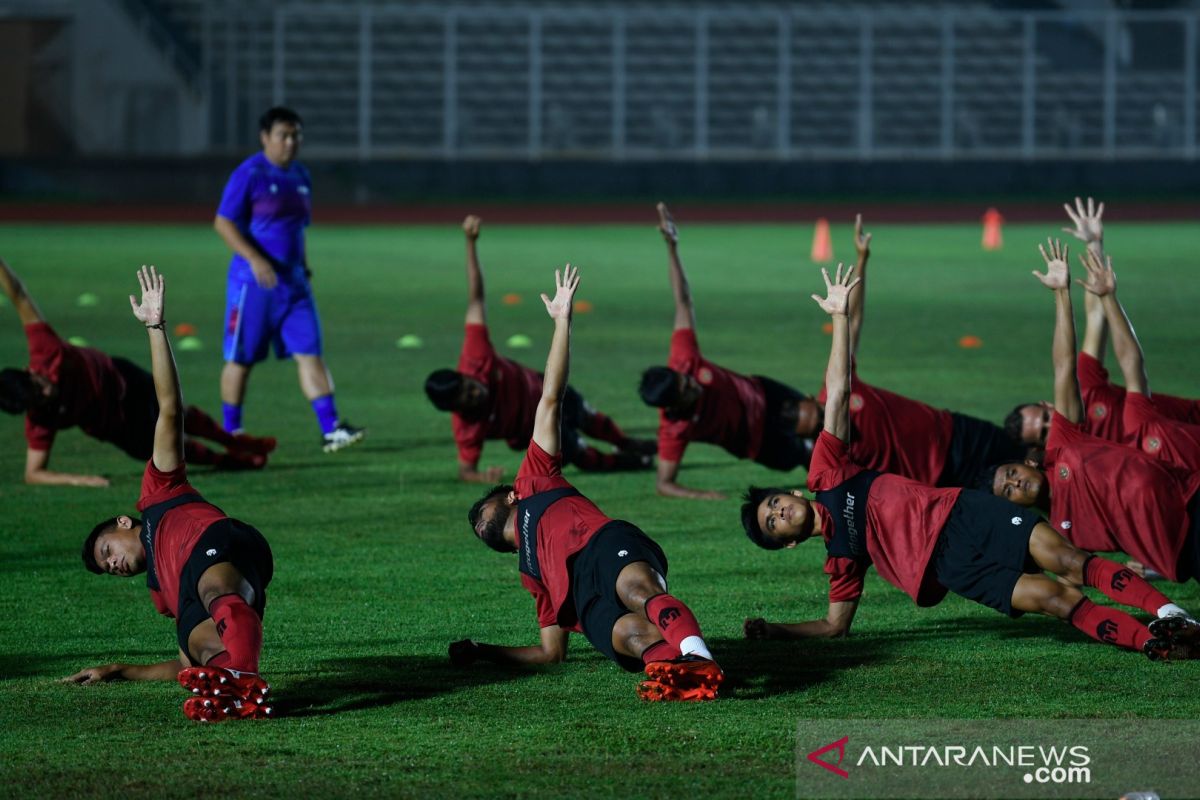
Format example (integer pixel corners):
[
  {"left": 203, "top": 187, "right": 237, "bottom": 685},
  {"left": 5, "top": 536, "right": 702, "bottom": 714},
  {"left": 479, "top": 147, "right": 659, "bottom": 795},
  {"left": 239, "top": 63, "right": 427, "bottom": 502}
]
[
  {"left": 825, "top": 556, "right": 868, "bottom": 603},
  {"left": 516, "top": 440, "right": 562, "bottom": 482},
  {"left": 667, "top": 328, "right": 701, "bottom": 372},
  {"left": 452, "top": 413, "right": 485, "bottom": 465},
  {"left": 137, "top": 460, "right": 193, "bottom": 511},
  {"left": 216, "top": 163, "right": 253, "bottom": 226},
  {"left": 1123, "top": 392, "right": 1162, "bottom": 431},
  {"left": 24, "top": 321, "right": 65, "bottom": 379},
  {"left": 807, "top": 431, "right": 865, "bottom": 492},
  {"left": 656, "top": 417, "right": 690, "bottom": 464},
  {"left": 1046, "top": 409, "right": 1086, "bottom": 451},
  {"left": 458, "top": 324, "right": 495, "bottom": 379},
  {"left": 24, "top": 416, "right": 56, "bottom": 451},
  {"left": 521, "top": 574, "right": 558, "bottom": 628},
  {"left": 1076, "top": 352, "right": 1110, "bottom": 393}
]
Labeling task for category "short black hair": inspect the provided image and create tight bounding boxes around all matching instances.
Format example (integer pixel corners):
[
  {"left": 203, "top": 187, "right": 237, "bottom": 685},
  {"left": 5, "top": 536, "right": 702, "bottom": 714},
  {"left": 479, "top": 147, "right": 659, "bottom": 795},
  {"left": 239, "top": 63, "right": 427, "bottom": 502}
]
[
  {"left": 259, "top": 106, "right": 303, "bottom": 133},
  {"left": 81, "top": 516, "right": 140, "bottom": 574},
  {"left": 975, "top": 462, "right": 1010, "bottom": 494},
  {"left": 425, "top": 369, "right": 464, "bottom": 412},
  {"left": 0, "top": 368, "right": 33, "bottom": 414},
  {"left": 740, "top": 486, "right": 790, "bottom": 551},
  {"left": 1003, "top": 403, "right": 1028, "bottom": 446},
  {"left": 639, "top": 367, "right": 680, "bottom": 408},
  {"left": 468, "top": 484, "right": 515, "bottom": 553}
]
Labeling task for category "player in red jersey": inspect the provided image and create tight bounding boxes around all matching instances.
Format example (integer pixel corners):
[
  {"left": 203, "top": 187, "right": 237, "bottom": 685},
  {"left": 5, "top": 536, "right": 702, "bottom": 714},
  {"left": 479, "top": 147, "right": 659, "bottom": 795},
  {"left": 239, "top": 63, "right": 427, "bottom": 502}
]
[
  {"left": 740, "top": 261, "right": 1198, "bottom": 659},
  {"left": 0, "top": 258, "right": 274, "bottom": 487},
  {"left": 449, "top": 265, "right": 724, "bottom": 701},
  {"left": 639, "top": 203, "right": 820, "bottom": 499},
  {"left": 987, "top": 240, "right": 1200, "bottom": 594},
  {"left": 1006, "top": 198, "right": 1200, "bottom": 448},
  {"left": 424, "top": 215, "right": 653, "bottom": 484},
  {"left": 62, "top": 266, "right": 276, "bottom": 721}
]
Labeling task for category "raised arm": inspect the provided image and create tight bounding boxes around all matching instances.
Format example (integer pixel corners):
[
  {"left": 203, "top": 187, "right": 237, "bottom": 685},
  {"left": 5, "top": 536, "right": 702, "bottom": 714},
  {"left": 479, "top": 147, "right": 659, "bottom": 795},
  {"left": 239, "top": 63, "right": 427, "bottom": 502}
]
[
  {"left": 129, "top": 266, "right": 183, "bottom": 472},
  {"left": 1032, "top": 239, "right": 1083, "bottom": 424},
  {"left": 0, "top": 258, "right": 46, "bottom": 326},
  {"left": 530, "top": 265, "right": 580, "bottom": 457},
  {"left": 1062, "top": 197, "right": 1108, "bottom": 360},
  {"left": 1078, "top": 249, "right": 1148, "bottom": 396},
  {"left": 846, "top": 214, "right": 872, "bottom": 355},
  {"left": 462, "top": 215, "right": 486, "bottom": 325},
  {"left": 657, "top": 203, "right": 696, "bottom": 331},
  {"left": 449, "top": 625, "right": 571, "bottom": 668},
  {"left": 744, "top": 599, "right": 859, "bottom": 640},
  {"left": 812, "top": 263, "right": 860, "bottom": 443}
]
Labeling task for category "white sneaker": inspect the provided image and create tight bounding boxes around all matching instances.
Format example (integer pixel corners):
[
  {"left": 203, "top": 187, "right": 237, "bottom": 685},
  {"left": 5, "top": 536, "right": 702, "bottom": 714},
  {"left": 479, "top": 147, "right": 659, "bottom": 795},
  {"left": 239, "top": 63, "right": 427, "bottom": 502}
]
[{"left": 322, "top": 421, "right": 366, "bottom": 453}]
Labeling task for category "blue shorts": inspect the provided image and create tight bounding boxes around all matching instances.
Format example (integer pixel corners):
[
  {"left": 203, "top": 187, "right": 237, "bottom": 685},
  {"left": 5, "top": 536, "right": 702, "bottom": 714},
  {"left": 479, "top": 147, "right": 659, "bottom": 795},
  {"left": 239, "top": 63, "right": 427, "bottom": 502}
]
[{"left": 223, "top": 274, "right": 323, "bottom": 365}]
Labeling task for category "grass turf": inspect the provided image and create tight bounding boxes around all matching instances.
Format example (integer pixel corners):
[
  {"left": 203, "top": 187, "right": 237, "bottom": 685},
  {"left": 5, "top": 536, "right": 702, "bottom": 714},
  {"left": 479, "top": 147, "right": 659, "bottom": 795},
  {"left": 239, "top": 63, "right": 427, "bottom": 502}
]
[{"left": 1, "top": 219, "right": 1198, "bottom": 799}]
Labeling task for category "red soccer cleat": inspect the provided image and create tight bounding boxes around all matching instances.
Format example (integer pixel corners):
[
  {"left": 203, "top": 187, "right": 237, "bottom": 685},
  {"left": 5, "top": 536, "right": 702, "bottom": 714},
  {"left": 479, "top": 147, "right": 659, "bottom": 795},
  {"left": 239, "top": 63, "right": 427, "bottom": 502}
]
[
  {"left": 178, "top": 666, "right": 270, "bottom": 704},
  {"left": 183, "top": 696, "right": 273, "bottom": 723},
  {"left": 639, "top": 654, "right": 724, "bottom": 701}
]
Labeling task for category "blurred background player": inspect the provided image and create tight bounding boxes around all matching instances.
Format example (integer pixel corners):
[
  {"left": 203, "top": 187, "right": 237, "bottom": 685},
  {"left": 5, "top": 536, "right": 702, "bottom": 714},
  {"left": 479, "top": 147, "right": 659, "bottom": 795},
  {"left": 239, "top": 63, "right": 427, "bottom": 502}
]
[
  {"left": 639, "top": 202, "right": 814, "bottom": 500},
  {"left": 449, "top": 265, "right": 723, "bottom": 701},
  {"left": 424, "top": 215, "right": 654, "bottom": 483},
  {"left": 740, "top": 261, "right": 1198, "bottom": 659},
  {"left": 64, "top": 266, "right": 275, "bottom": 721},
  {"left": 214, "top": 106, "right": 364, "bottom": 453},
  {"left": 0, "top": 258, "right": 274, "bottom": 486}
]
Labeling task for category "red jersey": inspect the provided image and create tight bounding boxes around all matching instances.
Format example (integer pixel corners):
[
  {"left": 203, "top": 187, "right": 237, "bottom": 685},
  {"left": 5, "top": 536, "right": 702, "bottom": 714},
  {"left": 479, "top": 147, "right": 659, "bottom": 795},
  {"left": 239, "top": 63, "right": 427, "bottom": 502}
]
[
  {"left": 23, "top": 322, "right": 129, "bottom": 451},
  {"left": 657, "top": 329, "right": 765, "bottom": 463},
  {"left": 1044, "top": 411, "right": 1200, "bottom": 581},
  {"left": 137, "top": 461, "right": 228, "bottom": 618},
  {"left": 514, "top": 441, "right": 615, "bottom": 630},
  {"left": 1121, "top": 393, "right": 1200, "bottom": 473},
  {"left": 807, "top": 431, "right": 961, "bottom": 606},
  {"left": 453, "top": 323, "right": 542, "bottom": 464},
  {"left": 816, "top": 364, "right": 954, "bottom": 485},
  {"left": 1077, "top": 352, "right": 1200, "bottom": 440}
]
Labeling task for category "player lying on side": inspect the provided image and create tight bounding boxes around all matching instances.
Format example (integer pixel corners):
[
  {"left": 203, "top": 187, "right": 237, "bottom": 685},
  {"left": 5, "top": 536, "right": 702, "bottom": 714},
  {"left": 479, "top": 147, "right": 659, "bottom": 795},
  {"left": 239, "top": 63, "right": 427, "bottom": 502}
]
[
  {"left": 62, "top": 266, "right": 277, "bottom": 721},
  {"left": 740, "top": 262, "right": 1199, "bottom": 660},
  {"left": 424, "top": 216, "right": 654, "bottom": 484},
  {"left": 449, "top": 265, "right": 724, "bottom": 701},
  {"left": 985, "top": 241, "right": 1200, "bottom": 591},
  {"left": 0, "top": 258, "right": 274, "bottom": 487}
]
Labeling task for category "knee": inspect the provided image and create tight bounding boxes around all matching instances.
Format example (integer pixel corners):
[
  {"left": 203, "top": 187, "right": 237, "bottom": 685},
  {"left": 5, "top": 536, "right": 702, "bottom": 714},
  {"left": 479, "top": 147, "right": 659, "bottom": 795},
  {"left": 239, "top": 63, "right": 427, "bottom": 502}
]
[{"left": 1040, "top": 584, "right": 1084, "bottom": 619}]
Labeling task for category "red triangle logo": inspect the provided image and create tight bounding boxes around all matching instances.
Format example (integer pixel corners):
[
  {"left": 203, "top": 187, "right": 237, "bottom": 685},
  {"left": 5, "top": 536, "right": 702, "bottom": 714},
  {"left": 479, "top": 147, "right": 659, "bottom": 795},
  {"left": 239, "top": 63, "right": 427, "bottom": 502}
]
[{"left": 807, "top": 736, "right": 850, "bottom": 779}]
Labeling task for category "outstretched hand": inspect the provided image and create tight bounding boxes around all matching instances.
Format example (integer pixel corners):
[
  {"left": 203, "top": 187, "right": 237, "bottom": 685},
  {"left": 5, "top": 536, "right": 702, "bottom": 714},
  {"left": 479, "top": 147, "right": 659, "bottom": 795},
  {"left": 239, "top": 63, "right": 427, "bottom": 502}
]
[
  {"left": 853, "top": 213, "right": 872, "bottom": 259},
  {"left": 811, "top": 262, "right": 861, "bottom": 316},
  {"left": 60, "top": 664, "right": 118, "bottom": 685},
  {"left": 1062, "top": 196, "right": 1104, "bottom": 247},
  {"left": 656, "top": 202, "right": 678, "bottom": 245},
  {"left": 462, "top": 214, "right": 482, "bottom": 240},
  {"left": 128, "top": 265, "right": 165, "bottom": 325},
  {"left": 1033, "top": 239, "right": 1070, "bottom": 290},
  {"left": 1077, "top": 249, "right": 1116, "bottom": 297},
  {"left": 541, "top": 264, "right": 580, "bottom": 320}
]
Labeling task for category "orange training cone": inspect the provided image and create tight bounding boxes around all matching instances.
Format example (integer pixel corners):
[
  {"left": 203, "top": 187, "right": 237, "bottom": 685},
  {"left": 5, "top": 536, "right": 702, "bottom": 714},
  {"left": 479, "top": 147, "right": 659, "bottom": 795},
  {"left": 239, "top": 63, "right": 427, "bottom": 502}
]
[
  {"left": 811, "top": 218, "right": 833, "bottom": 263},
  {"left": 982, "top": 208, "right": 1003, "bottom": 250}
]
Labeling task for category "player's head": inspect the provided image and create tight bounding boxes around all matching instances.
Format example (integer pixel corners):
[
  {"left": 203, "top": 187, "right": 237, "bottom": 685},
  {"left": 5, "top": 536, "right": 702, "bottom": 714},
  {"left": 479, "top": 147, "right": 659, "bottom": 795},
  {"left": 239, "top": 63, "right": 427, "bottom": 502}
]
[
  {"left": 740, "top": 486, "right": 815, "bottom": 550},
  {"left": 468, "top": 484, "right": 517, "bottom": 553},
  {"left": 81, "top": 515, "right": 145, "bottom": 577},
  {"left": 983, "top": 461, "right": 1047, "bottom": 508},
  {"left": 259, "top": 106, "right": 303, "bottom": 166},
  {"left": 424, "top": 369, "right": 489, "bottom": 414},
  {"left": 0, "top": 368, "right": 34, "bottom": 414},
  {"left": 1004, "top": 401, "right": 1053, "bottom": 447},
  {"left": 638, "top": 367, "right": 700, "bottom": 419}
]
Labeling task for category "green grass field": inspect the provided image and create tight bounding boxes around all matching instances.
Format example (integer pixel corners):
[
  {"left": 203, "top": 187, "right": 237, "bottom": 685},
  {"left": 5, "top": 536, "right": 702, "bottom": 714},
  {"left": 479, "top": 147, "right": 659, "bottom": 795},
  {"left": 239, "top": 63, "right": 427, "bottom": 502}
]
[{"left": 1, "top": 219, "right": 1198, "bottom": 799}]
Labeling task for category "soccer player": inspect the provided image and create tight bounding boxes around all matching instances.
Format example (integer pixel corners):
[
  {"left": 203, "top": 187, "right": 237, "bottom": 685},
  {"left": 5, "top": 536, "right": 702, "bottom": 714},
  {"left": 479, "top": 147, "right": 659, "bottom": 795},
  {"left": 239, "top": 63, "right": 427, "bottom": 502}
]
[
  {"left": 63, "top": 266, "right": 275, "bottom": 721},
  {"left": 986, "top": 240, "right": 1200, "bottom": 589},
  {"left": 0, "top": 258, "right": 274, "bottom": 486},
  {"left": 1006, "top": 197, "right": 1200, "bottom": 448},
  {"left": 449, "top": 265, "right": 724, "bottom": 701},
  {"left": 214, "top": 106, "right": 364, "bottom": 452},
  {"left": 639, "top": 203, "right": 816, "bottom": 499},
  {"left": 740, "top": 261, "right": 1198, "bottom": 659},
  {"left": 424, "top": 215, "right": 654, "bottom": 483}
]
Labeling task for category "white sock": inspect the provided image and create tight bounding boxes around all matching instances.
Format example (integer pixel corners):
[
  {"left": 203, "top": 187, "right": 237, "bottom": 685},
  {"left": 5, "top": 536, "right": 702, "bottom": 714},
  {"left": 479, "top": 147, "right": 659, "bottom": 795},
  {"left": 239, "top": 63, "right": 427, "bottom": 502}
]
[
  {"left": 679, "top": 635, "right": 713, "bottom": 661},
  {"left": 1156, "top": 603, "right": 1188, "bottom": 619}
]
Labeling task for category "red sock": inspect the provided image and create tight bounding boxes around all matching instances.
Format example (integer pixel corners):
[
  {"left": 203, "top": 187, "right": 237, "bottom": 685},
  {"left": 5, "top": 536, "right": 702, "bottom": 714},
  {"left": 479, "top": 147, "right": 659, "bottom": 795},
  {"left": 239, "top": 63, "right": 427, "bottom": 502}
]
[
  {"left": 581, "top": 411, "right": 627, "bottom": 446},
  {"left": 645, "top": 594, "right": 708, "bottom": 656},
  {"left": 184, "top": 406, "right": 236, "bottom": 447},
  {"left": 1084, "top": 556, "right": 1172, "bottom": 615},
  {"left": 209, "top": 593, "right": 262, "bottom": 672},
  {"left": 1068, "top": 598, "right": 1152, "bottom": 652},
  {"left": 640, "top": 639, "right": 679, "bottom": 665},
  {"left": 184, "top": 439, "right": 220, "bottom": 465}
]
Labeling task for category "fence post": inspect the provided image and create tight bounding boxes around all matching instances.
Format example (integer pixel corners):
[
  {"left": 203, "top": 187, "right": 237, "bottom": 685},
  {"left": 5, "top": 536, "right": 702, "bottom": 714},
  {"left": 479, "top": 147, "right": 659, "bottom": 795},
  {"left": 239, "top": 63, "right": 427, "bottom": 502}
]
[
  {"left": 272, "top": 6, "right": 284, "bottom": 105},
  {"left": 941, "top": 13, "right": 954, "bottom": 158},
  {"left": 359, "top": 7, "right": 372, "bottom": 160},
  {"left": 858, "top": 13, "right": 873, "bottom": 158},
  {"left": 1185, "top": 14, "right": 1196, "bottom": 160},
  {"left": 695, "top": 11, "right": 709, "bottom": 157},
  {"left": 777, "top": 12, "right": 791, "bottom": 159},
  {"left": 1103, "top": 12, "right": 1117, "bottom": 156},
  {"left": 529, "top": 12, "right": 542, "bottom": 159},
  {"left": 443, "top": 10, "right": 458, "bottom": 156},
  {"left": 1022, "top": 14, "right": 1035, "bottom": 158},
  {"left": 612, "top": 12, "right": 626, "bottom": 158}
]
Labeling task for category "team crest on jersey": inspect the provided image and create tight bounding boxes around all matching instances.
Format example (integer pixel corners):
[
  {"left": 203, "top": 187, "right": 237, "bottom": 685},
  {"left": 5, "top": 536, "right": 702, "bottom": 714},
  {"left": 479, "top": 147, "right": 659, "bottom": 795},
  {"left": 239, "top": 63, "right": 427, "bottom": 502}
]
[
  {"left": 1146, "top": 437, "right": 1161, "bottom": 452},
  {"left": 1060, "top": 520, "right": 1072, "bottom": 530},
  {"left": 697, "top": 367, "right": 713, "bottom": 385},
  {"left": 269, "top": 183, "right": 278, "bottom": 194},
  {"left": 849, "top": 394, "right": 864, "bottom": 411},
  {"left": 1091, "top": 403, "right": 1107, "bottom": 418},
  {"left": 298, "top": 185, "right": 310, "bottom": 195},
  {"left": 1058, "top": 465, "right": 1070, "bottom": 480}
]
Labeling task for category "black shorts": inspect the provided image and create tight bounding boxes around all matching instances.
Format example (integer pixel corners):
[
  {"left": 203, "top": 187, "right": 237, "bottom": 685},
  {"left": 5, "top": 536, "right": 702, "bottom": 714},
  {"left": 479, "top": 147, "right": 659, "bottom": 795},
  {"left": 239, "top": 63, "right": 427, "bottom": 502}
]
[
  {"left": 176, "top": 518, "right": 274, "bottom": 660},
  {"left": 570, "top": 521, "right": 669, "bottom": 672},
  {"left": 1178, "top": 492, "right": 1200, "bottom": 583},
  {"left": 938, "top": 412, "right": 1026, "bottom": 489},
  {"left": 111, "top": 357, "right": 158, "bottom": 460},
  {"left": 754, "top": 375, "right": 812, "bottom": 472},
  {"left": 932, "top": 490, "right": 1042, "bottom": 618},
  {"left": 559, "top": 385, "right": 589, "bottom": 466}
]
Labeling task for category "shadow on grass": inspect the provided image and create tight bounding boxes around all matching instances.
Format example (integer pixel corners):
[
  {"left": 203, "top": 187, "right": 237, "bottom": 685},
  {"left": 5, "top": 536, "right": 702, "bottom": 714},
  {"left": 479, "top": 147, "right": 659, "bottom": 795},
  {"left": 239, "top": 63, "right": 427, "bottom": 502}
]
[
  {"left": 708, "top": 636, "right": 890, "bottom": 700},
  {"left": 864, "top": 613, "right": 1085, "bottom": 646},
  {"left": 278, "top": 654, "right": 532, "bottom": 717}
]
